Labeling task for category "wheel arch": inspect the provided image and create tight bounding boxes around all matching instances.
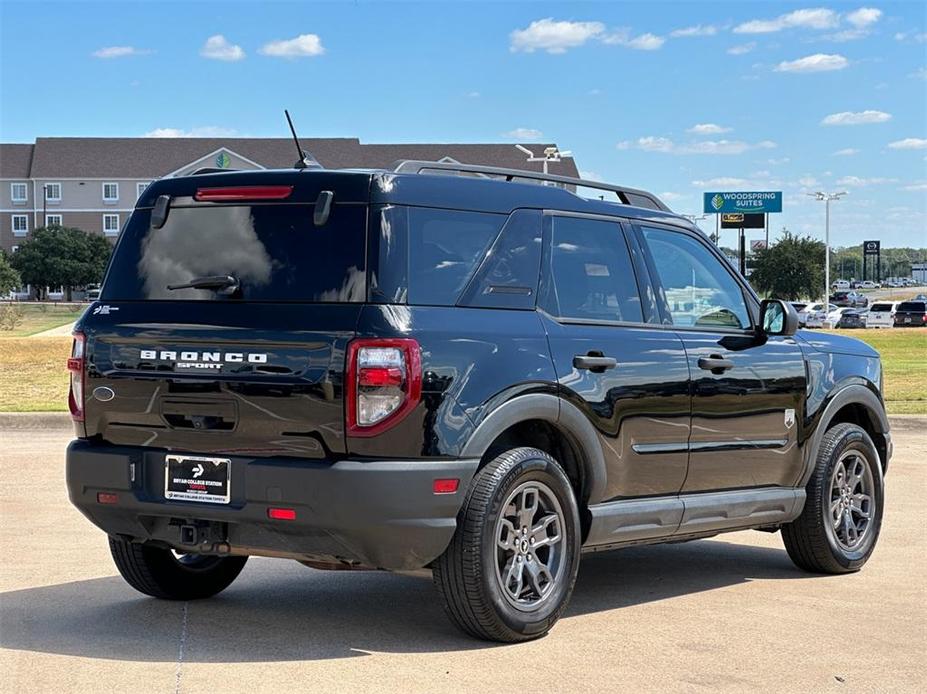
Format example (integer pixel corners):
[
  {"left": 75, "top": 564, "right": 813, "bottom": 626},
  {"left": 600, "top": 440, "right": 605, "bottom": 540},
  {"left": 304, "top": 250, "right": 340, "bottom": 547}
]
[
  {"left": 461, "top": 394, "right": 608, "bottom": 511},
  {"left": 801, "top": 384, "right": 891, "bottom": 486}
]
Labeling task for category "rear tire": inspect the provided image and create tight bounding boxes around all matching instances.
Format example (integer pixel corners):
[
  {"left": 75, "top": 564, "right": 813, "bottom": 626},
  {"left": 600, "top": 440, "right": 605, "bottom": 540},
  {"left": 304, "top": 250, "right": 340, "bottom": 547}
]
[
  {"left": 433, "top": 447, "right": 581, "bottom": 642},
  {"left": 109, "top": 536, "right": 248, "bottom": 600},
  {"left": 781, "top": 423, "right": 884, "bottom": 574}
]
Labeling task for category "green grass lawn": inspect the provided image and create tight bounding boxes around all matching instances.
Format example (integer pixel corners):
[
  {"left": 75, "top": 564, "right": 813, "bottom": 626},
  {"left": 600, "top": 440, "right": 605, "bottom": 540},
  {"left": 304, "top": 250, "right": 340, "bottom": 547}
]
[
  {"left": 0, "top": 303, "right": 85, "bottom": 337},
  {"left": 821, "top": 328, "right": 927, "bottom": 414}
]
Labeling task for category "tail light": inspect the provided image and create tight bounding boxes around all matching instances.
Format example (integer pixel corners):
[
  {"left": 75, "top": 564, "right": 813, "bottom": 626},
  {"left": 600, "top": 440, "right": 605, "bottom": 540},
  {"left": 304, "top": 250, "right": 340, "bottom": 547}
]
[
  {"left": 345, "top": 338, "right": 422, "bottom": 437},
  {"left": 67, "top": 332, "right": 86, "bottom": 421},
  {"left": 194, "top": 185, "right": 293, "bottom": 202}
]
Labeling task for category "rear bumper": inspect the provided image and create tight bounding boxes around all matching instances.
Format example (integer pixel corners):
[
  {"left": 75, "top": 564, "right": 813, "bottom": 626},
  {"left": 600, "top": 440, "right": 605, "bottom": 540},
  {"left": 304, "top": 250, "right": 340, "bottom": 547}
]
[{"left": 66, "top": 440, "right": 479, "bottom": 571}]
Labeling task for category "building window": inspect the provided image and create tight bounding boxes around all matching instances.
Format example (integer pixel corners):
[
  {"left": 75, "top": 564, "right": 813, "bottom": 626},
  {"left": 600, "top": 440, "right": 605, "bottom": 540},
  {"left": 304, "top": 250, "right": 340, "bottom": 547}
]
[
  {"left": 44, "top": 183, "right": 62, "bottom": 202},
  {"left": 137, "top": 181, "right": 151, "bottom": 200},
  {"left": 10, "top": 182, "right": 27, "bottom": 203},
  {"left": 103, "top": 182, "right": 119, "bottom": 203},
  {"left": 103, "top": 213, "right": 121, "bottom": 236},
  {"left": 45, "top": 214, "right": 63, "bottom": 227},
  {"left": 12, "top": 215, "right": 28, "bottom": 237}
]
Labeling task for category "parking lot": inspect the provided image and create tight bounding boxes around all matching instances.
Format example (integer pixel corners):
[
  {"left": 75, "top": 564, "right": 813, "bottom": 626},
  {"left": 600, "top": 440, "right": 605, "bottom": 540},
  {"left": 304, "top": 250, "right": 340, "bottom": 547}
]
[{"left": 1, "top": 416, "right": 924, "bottom": 693}]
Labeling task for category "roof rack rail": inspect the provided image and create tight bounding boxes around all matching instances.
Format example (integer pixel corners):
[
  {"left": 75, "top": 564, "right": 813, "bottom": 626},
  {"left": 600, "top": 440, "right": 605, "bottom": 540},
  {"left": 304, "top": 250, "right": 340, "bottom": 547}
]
[
  {"left": 191, "top": 167, "right": 239, "bottom": 175},
  {"left": 390, "top": 159, "right": 671, "bottom": 212}
]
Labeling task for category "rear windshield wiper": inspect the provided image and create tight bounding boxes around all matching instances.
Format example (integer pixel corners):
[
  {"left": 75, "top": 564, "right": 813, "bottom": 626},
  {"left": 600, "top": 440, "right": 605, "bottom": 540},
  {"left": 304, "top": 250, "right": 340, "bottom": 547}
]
[{"left": 167, "top": 275, "right": 240, "bottom": 294}]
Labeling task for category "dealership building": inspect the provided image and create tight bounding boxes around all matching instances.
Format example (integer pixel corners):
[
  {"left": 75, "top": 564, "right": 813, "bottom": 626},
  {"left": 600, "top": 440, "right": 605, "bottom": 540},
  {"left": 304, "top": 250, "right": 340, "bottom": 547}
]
[{"left": 0, "top": 137, "right": 578, "bottom": 253}]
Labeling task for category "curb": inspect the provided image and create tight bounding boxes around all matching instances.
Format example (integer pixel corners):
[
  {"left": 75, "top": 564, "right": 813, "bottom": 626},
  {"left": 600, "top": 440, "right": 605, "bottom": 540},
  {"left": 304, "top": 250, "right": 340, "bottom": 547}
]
[{"left": 0, "top": 412, "right": 72, "bottom": 430}]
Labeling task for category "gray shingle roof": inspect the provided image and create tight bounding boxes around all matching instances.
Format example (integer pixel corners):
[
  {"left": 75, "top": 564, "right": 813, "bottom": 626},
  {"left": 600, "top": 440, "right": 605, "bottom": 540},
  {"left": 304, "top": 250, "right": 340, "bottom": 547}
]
[
  {"left": 24, "top": 137, "right": 578, "bottom": 179},
  {"left": 0, "top": 144, "right": 35, "bottom": 178}
]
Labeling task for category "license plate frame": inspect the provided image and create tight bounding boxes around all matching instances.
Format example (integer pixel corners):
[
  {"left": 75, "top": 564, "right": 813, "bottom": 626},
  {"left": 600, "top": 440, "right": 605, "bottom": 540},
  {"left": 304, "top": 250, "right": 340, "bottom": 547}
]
[{"left": 164, "top": 454, "right": 231, "bottom": 504}]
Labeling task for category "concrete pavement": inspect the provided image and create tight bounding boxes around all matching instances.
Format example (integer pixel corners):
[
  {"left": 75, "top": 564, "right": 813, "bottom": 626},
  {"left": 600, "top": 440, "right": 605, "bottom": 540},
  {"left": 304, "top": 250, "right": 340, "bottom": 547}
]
[{"left": 2, "top": 419, "right": 925, "bottom": 693}]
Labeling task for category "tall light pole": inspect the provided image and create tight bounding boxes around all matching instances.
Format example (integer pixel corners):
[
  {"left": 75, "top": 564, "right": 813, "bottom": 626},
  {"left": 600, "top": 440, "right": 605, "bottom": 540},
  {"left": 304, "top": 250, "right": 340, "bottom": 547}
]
[{"left": 807, "top": 191, "right": 847, "bottom": 302}]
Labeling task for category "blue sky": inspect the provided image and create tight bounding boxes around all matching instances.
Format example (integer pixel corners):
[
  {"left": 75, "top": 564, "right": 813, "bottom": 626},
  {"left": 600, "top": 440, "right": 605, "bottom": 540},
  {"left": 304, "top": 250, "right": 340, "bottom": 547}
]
[{"left": 1, "top": 0, "right": 925, "bottom": 247}]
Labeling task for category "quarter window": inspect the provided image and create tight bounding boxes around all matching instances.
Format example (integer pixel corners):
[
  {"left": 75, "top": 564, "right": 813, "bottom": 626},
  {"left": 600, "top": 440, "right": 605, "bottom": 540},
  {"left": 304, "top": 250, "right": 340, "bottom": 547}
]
[
  {"left": 103, "top": 183, "right": 119, "bottom": 202},
  {"left": 10, "top": 182, "right": 27, "bottom": 202},
  {"left": 103, "top": 213, "right": 121, "bottom": 236},
  {"left": 44, "top": 183, "right": 61, "bottom": 202},
  {"left": 641, "top": 226, "right": 751, "bottom": 330},
  {"left": 540, "top": 215, "right": 643, "bottom": 323},
  {"left": 12, "top": 215, "right": 28, "bottom": 236}
]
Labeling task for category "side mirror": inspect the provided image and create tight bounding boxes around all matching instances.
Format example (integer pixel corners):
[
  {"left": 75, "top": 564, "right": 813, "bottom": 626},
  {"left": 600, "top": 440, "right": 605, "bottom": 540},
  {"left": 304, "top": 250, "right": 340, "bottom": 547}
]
[{"left": 760, "top": 299, "right": 798, "bottom": 336}]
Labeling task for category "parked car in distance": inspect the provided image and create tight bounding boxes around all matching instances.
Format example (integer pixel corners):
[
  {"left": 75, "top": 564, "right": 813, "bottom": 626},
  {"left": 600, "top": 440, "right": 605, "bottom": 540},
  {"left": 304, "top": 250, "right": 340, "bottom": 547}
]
[
  {"left": 859, "top": 280, "right": 880, "bottom": 290},
  {"left": 85, "top": 285, "right": 101, "bottom": 301},
  {"left": 825, "top": 306, "right": 857, "bottom": 328},
  {"left": 830, "top": 291, "right": 868, "bottom": 308},
  {"left": 866, "top": 302, "right": 897, "bottom": 329},
  {"left": 893, "top": 300, "right": 927, "bottom": 327},
  {"left": 832, "top": 279, "right": 851, "bottom": 290},
  {"left": 850, "top": 281, "right": 862, "bottom": 289},
  {"left": 790, "top": 301, "right": 808, "bottom": 315},
  {"left": 836, "top": 308, "right": 867, "bottom": 329},
  {"left": 801, "top": 302, "right": 837, "bottom": 328}
]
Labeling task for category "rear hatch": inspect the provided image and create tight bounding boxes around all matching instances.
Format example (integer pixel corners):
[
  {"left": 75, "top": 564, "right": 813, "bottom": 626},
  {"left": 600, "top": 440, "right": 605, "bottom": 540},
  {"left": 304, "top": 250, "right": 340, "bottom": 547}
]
[{"left": 77, "top": 170, "right": 371, "bottom": 458}]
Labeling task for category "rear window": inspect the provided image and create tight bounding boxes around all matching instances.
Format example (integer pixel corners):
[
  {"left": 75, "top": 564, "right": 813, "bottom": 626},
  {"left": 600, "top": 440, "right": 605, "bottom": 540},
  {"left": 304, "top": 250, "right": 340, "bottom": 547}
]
[
  {"left": 102, "top": 204, "right": 367, "bottom": 302},
  {"left": 897, "top": 302, "right": 926, "bottom": 312},
  {"left": 870, "top": 303, "right": 892, "bottom": 312}
]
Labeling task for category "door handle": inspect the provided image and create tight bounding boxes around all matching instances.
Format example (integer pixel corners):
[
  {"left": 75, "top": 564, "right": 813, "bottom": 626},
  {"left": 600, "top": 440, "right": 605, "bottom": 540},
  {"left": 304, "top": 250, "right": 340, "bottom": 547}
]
[
  {"left": 573, "top": 355, "right": 618, "bottom": 372},
  {"left": 697, "top": 354, "right": 735, "bottom": 374}
]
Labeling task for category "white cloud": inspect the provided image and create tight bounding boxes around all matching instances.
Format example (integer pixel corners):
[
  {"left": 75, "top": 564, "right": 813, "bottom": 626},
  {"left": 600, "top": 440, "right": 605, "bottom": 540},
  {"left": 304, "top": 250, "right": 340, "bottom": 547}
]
[
  {"left": 603, "top": 29, "right": 665, "bottom": 50},
  {"left": 798, "top": 176, "right": 819, "bottom": 188},
  {"left": 92, "top": 46, "right": 152, "bottom": 59},
  {"left": 691, "top": 176, "right": 750, "bottom": 187},
  {"left": 687, "top": 123, "right": 732, "bottom": 135},
  {"left": 902, "top": 182, "right": 927, "bottom": 191},
  {"left": 836, "top": 176, "right": 899, "bottom": 187},
  {"left": 888, "top": 138, "right": 927, "bottom": 150},
  {"left": 658, "top": 191, "right": 686, "bottom": 201},
  {"left": 821, "top": 110, "right": 892, "bottom": 125},
  {"left": 727, "top": 42, "right": 756, "bottom": 55},
  {"left": 910, "top": 67, "right": 927, "bottom": 80},
  {"left": 670, "top": 25, "right": 718, "bottom": 38},
  {"left": 579, "top": 171, "right": 603, "bottom": 181},
  {"left": 259, "top": 33, "right": 325, "bottom": 58},
  {"left": 845, "top": 7, "right": 882, "bottom": 28},
  {"left": 142, "top": 126, "right": 239, "bottom": 138},
  {"left": 505, "top": 128, "right": 544, "bottom": 141},
  {"left": 833, "top": 148, "right": 860, "bottom": 156},
  {"left": 466, "top": 91, "right": 480, "bottom": 98},
  {"left": 768, "top": 157, "right": 791, "bottom": 165},
  {"left": 509, "top": 18, "right": 604, "bottom": 53},
  {"left": 896, "top": 31, "right": 927, "bottom": 42},
  {"left": 734, "top": 8, "right": 839, "bottom": 34},
  {"left": 200, "top": 35, "right": 245, "bottom": 61},
  {"left": 623, "top": 136, "right": 775, "bottom": 155},
  {"left": 775, "top": 53, "right": 848, "bottom": 73}
]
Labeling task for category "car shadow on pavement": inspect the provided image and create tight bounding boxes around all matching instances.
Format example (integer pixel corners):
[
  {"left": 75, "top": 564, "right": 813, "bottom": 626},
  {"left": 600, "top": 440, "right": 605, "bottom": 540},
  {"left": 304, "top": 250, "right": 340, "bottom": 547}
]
[{"left": 0, "top": 538, "right": 809, "bottom": 661}]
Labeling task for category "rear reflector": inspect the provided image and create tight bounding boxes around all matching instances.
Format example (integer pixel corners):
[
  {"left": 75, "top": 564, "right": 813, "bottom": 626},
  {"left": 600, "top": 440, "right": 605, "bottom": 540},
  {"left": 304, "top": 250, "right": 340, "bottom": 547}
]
[
  {"left": 194, "top": 185, "right": 294, "bottom": 202},
  {"left": 268, "top": 507, "right": 297, "bottom": 521},
  {"left": 97, "top": 492, "right": 118, "bottom": 505},
  {"left": 433, "top": 479, "right": 460, "bottom": 494}
]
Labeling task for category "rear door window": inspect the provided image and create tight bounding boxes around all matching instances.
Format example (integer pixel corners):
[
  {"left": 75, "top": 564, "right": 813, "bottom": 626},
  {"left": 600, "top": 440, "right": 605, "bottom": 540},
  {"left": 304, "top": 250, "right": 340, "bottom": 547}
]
[
  {"left": 539, "top": 215, "right": 643, "bottom": 323},
  {"left": 103, "top": 204, "right": 367, "bottom": 302}
]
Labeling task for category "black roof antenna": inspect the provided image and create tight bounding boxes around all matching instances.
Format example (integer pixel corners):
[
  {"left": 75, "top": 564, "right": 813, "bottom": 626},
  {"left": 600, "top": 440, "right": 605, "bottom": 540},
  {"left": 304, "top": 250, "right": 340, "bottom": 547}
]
[{"left": 285, "top": 109, "right": 321, "bottom": 170}]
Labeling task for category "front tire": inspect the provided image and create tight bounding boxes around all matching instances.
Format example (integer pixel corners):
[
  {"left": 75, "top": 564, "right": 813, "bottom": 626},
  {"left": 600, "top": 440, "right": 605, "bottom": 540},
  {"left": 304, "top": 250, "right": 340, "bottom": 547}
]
[
  {"left": 109, "top": 536, "right": 248, "bottom": 600},
  {"left": 782, "top": 423, "right": 884, "bottom": 574},
  {"left": 433, "top": 447, "right": 581, "bottom": 642}
]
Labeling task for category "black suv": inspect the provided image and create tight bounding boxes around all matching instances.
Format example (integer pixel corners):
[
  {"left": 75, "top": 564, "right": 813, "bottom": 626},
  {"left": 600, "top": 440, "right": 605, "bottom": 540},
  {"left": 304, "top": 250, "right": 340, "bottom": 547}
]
[{"left": 67, "top": 161, "right": 891, "bottom": 642}]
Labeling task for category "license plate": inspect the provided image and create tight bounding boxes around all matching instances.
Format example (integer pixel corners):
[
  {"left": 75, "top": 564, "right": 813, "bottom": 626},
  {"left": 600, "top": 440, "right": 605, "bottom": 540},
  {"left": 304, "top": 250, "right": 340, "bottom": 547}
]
[
  {"left": 165, "top": 455, "right": 230, "bottom": 504},
  {"left": 905, "top": 317, "right": 912, "bottom": 323}
]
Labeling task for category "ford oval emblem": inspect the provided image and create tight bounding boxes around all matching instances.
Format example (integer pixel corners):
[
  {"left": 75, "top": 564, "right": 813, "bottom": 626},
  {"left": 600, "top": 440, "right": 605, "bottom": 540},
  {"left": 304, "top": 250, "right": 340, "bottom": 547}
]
[{"left": 93, "top": 386, "right": 116, "bottom": 402}]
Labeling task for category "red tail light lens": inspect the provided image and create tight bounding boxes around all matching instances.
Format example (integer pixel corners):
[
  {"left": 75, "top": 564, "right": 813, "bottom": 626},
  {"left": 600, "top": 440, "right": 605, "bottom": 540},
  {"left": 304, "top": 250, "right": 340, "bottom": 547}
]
[
  {"left": 345, "top": 338, "right": 422, "bottom": 437},
  {"left": 67, "top": 332, "right": 86, "bottom": 421},
  {"left": 194, "top": 185, "right": 294, "bottom": 202}
]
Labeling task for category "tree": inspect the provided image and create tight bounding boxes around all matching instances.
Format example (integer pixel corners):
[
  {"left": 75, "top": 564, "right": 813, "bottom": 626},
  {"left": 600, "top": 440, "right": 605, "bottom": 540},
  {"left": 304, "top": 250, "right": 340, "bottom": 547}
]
[
  {"left": 10, "top": 226, "right": 112, "bottom": 300},
  {"left": 749, "top": 231, "right": 826, "bottom": 301},
  {"left": 0, "top": 251, "right": 21, "bottom": 296}
]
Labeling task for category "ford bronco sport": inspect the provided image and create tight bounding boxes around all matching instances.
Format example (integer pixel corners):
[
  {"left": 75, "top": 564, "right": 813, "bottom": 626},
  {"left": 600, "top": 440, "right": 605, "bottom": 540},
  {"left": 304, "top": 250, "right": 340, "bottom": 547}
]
[{"left": 67, "top": 160, "right": 891, "bottom": 642}]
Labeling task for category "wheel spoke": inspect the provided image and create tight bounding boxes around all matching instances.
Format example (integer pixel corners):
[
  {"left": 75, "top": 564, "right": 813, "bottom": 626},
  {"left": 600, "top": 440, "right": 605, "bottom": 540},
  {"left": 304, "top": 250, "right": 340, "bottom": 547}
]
[
  {"left": 503, "top": 556, "right": 524, "bottom": 599},
  {"left": 516, "top": 487, "right": 539, "bottom": 530},
  {"left": 524, "top": 555, "right": 553, "bottom": 597},
  {"left": 530, "top": 513, "right": 562, "bottom": 548},
  {"left": 849, "top": 494, "right": 871, "bottom": 519},
  {"left": 497, "top": 518, "right": 517, "bottom": 551},
  {"left": 843, "top": 511, "right": 858, "bottom": 545},
  {"left": 846, "top": 458, "right": 864, "bottom": 491}
]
